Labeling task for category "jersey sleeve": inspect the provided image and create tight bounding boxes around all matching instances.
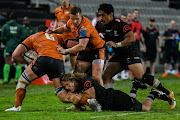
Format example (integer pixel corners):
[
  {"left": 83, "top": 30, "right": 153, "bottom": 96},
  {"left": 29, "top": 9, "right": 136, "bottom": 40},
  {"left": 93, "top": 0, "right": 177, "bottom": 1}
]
[
  {"left": 79, "top": 24, "right": 92, "bottom": 39},
  {"left": 118, "top": 20, "right": 131, "bottom": 37},
  {"left": 21, "top": 35, "right": 33, "bottom": 51}
]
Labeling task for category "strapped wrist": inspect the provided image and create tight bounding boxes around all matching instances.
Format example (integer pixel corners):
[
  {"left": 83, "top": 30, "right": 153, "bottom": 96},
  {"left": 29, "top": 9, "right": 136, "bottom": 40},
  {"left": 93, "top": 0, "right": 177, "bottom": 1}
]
[
  {"left": 116, "top": 42, "right": 122, "bottom": 47},
  {"left": 65, "top": 49, "right": 70, "bottom": 54}
]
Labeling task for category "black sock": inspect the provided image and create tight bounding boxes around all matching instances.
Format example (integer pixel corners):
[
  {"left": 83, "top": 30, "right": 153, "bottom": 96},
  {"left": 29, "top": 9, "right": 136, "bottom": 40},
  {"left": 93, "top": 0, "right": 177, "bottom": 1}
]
[
  {"left": 146, "top": 94, "right": 155, "bottom": 103},
  {"left": 129, "top": 85, "right": 138, "bottom": 98},
  {"left": 157, "top": 83, "right": 170, "bottom": 95}
]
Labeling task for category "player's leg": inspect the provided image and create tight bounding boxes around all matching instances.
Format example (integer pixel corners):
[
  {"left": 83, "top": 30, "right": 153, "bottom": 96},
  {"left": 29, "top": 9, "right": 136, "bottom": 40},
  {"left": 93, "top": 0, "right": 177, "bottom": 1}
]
[
  {"left": 3, "top": 51, "right": 11, "bottom": 84},
  {"left": 150, "top": 61, "right": 155, "bottom": 76},
  {"left": 142, "top": 89, "right": 169, "bottom": 111},
  {"left": 173, "top": 51, "right": 180, "bottom": 77},
  {"left": 128, "top": 62, "right": 175, "bottom": 109},
  {"left": 74, "top": 60, "right": 91, "bottom": 73},
  {"left": 15, "top": 62, "right": 22, "bottom": 83},
  {"left": 5, "top": 65, "right": 38, "bottom": 111},
  {"left": 162, "top": 51, "right": 170, "bottom": 77},
  {"left": 92, "top": 59, "right": 104, "bottom": 86},
  {"left": 102, "top": 62, "right": 124, "bottom": 89}
]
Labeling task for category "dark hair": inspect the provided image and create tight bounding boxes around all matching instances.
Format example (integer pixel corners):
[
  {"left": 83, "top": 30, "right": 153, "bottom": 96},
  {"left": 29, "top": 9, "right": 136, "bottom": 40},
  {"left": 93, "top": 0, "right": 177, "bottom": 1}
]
[
  {"left": 60, "top": 73, "right": 86, "bottom": 82},
  {"left": 133, "top": 9, "right": 139, "bottom": 13},
  {"left": 36, "top": 25, "right": 48, "bottom": 32},
  {"left": 95, "top": 12, "right": 100, "bottom": 17},
  {"left": 98, "top": 3, "right": 114, "bottom": 15},
  {"left": 9, "top": 12, "right": 17, "bottom": 20},
  {"left": 121, "top": 13, "right": 127, "bottom": 17},
  {"left": 70, "top": 6, "right": 82, "bottom": 15}
]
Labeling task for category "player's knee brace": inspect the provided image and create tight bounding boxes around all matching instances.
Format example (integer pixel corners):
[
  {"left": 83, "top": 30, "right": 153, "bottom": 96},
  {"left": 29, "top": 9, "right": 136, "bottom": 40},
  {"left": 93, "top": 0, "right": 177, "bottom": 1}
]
[
  {"left": 16, "top": 71, "right": 33, "bottom": 90},
  {"left": 55, "top": 86, "right": 64, "bottom": 96},
  {"left": 141, "top": 73, "right": 154, "bottom": 86}
]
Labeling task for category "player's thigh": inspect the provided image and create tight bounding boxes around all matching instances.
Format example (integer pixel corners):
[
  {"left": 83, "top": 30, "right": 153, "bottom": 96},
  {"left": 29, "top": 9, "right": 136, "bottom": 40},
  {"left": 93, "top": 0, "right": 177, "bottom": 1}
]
[
  {"left": 128, "top": 63, "right": 144, "bottom": 80},
  {"left": 103, "top": 62, "right": 123, "bottom": 78},
  {"left": 52, "top": 78, "right": 61, "bottom": 88},
  {"left": 74, "top": 60, "right": 91, "bottom": 73},
  {"left": 23, "top": 65, "right": 38, "bottom": 80}
]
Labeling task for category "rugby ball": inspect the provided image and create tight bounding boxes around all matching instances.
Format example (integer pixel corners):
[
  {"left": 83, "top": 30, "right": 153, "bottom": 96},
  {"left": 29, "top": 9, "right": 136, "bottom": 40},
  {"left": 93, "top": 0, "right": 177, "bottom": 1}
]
[
  {"left": 66, "top": 40, "right": 79, "bottom": 48},
  {"left": 23, "top": 49, "right": 38, "bottom": 64}
]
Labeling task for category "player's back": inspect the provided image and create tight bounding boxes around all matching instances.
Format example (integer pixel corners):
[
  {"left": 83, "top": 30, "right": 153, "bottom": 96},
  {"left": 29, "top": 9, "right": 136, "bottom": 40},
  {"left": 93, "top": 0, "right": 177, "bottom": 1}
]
[{"left": 23, "top": 32, "right": 64, "bottom": 60}]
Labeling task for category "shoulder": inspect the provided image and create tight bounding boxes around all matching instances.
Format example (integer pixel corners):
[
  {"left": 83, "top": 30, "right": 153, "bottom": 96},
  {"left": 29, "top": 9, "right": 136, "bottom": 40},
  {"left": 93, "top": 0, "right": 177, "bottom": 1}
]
[
  {"left": 80, "top": 76, "right": 94, "bottom": 90},
  {"left": 55, "top": 6, "right": 62, "bottom": 13}
]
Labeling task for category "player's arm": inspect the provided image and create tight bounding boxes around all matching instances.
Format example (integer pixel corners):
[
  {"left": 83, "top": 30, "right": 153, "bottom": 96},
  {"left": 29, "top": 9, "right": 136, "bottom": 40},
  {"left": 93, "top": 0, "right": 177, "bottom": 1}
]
[
  {"left": 58, "top": 90, "right": 82, "bottom": 104},
  {"left": 157, "top": 36, "right": 162, "bottom": 53},
  {"left": 57, "top": 38, "right": 89, "bottom": 54},
  {"left": 53, "top": 24, "right": 70, "bottom": 34},
  {"left": 107, "top": 31, "right": 135, "bottom": 48},
  {"left": 12, "top": 44, "right": 28, "bottom": 63},
  {"left": 162, "top": 30, "right": 175, "bottom": 40}
]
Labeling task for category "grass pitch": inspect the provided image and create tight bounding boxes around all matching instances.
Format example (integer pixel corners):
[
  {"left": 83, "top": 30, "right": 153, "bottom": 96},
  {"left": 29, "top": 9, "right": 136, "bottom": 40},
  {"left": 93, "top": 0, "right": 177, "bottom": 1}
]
[{"left": 0, "top": 74, "right": 179, "bottom": 120}]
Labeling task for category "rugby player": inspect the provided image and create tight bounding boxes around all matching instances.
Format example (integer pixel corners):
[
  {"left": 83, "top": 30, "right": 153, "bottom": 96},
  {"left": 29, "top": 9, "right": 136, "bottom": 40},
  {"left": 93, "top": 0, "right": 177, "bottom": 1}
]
[
  {"left": 5, "top": 25, "right": 67, "bottom": 111},
  {"left": 54, "top": 0, "right": 77, "bottom": 70},
  {"left": 59, "top": 73, "right": 172, "bottom": 112},
  {"left": 53, "top": 6, "right": 106, "bottom": 86},
  {"left": 98, "top": 3, "right": 176, "bottom": 109}
]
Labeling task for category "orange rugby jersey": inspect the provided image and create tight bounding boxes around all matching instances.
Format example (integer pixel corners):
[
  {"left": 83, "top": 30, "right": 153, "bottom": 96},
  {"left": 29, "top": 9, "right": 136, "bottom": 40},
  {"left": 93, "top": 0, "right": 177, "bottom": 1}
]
[
  {"left": 55, "top": 4, "right": 73, "bottom": 24},
  {"left": 55, "top": 4, "right": 75, "bottom": 41},
  {"left": 22, "top": 32, "right": 65, "bottom": 60},
  {"left": 66, "top": 16, "right": 105, "bottom": 51}
]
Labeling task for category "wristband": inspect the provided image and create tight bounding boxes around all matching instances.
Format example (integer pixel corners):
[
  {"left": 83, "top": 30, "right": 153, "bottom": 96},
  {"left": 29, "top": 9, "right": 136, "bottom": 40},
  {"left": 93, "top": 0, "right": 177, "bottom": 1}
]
[
  {"left": 116, "top": 42, "right": 122, "bottom": 47},
  {"left": 65, "top": 49, "right": 70, "bottom": 54}
]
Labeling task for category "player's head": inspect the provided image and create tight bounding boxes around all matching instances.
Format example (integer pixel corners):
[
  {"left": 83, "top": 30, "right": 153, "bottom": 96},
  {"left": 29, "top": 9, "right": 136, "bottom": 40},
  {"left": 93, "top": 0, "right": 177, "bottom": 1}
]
[
  {"left": 23, "top": 17, "right": 30, "bottom": 26},
  {"left": 70, "top": 6, "right": 82, "bottom": 27},
  {"left": 149, "top": 18, "right": 155, "bottom": 27},
  {"left": 127, "top": 12, "right": 132, "bottom": 22},
  {"left": 169, "top": 20, "right": 176, "bottom": 30},
  {"left": 36, "top": 25, "right": 48, "bottom": 32},
  {"left": 60, "top": 73, "right": 86, "bottom": 92},
  {"left": 120, "top": 14, "right": 127, "bottom": 22},
  {"left": 9, "top": 12, "right": 17, "bottom": 20},
  {"left": 60, "top": 0, "right": 69, "bottom": 9},
  {"left": 98, "top": 3, "right": 114, "bottom": 25},
  {"left": 133, "top": 9, "right": 139, "bottom": 20}
]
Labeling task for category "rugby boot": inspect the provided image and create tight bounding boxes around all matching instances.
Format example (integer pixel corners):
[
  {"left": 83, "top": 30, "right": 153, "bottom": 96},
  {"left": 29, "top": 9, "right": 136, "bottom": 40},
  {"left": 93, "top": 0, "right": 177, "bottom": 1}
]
[
  {"left": 162, "top": 72, "right": 168, "bottom": 77},
  {"left": 149, "top": 89, "right": 169, "bottom": 101},
  {"left": 168, "top": 90, "right": 176, "bottom": 110},
  {"left": 5, "top": 106, "right": 21, "bottom": 111}
]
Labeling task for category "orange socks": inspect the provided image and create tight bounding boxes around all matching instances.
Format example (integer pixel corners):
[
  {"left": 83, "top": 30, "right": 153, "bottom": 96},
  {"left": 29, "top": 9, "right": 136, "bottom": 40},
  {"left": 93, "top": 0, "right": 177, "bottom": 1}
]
[{"left": 15, "top": 88, "right": 26, "bottom": 108}]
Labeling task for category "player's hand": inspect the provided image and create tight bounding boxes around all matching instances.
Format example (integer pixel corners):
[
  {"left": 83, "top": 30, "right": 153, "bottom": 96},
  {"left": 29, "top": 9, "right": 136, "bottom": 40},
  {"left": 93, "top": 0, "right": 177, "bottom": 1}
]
[
  {"left": 106, "top": 41, "right": 117, "bottom": 48},
  {"left": 57, "top": 46, "right": 67, "bottom": 54},
  {"left": 46, "top": 28, "right": 52, "bottom": 34}
]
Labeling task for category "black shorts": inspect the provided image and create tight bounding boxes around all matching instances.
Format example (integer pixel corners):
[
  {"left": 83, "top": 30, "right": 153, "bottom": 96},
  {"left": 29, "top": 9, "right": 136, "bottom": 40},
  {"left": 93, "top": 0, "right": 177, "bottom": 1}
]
[
  {"left": 31, "top": 56, "right": 65, "bottom": 80},
  {"left": 109, "top": 49, "right": 141, "bottom": 67},
  {"left": 143, "top": 51, "right": 157, "bottom": 62},
  {"left": 77, "top": 48, "right": 105, "bottom": 63},
  {"left": 99, "top": 89, "right": 142, "bottom": 111},
  {"left": 164, "top": 48, "right": 179, "bottom": 63}
]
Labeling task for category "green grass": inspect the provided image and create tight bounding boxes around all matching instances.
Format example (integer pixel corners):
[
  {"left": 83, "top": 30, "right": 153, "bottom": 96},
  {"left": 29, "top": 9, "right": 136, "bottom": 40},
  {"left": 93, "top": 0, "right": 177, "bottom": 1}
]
[{"left": 0, "top": 74, "right": 180, "bottom": 120}]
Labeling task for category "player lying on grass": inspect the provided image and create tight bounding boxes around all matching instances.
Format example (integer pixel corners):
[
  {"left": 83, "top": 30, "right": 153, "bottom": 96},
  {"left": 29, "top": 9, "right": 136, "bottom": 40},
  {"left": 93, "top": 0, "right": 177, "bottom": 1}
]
[{"left": 59, "top": 73, "right": 176, "bottom": 111}]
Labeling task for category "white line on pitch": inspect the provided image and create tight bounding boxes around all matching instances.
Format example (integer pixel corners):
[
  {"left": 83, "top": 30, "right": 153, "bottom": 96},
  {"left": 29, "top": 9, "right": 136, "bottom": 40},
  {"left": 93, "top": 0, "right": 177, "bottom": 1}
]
[{"left": 91, "top": 112, "right": 146, "bottom": 118}]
